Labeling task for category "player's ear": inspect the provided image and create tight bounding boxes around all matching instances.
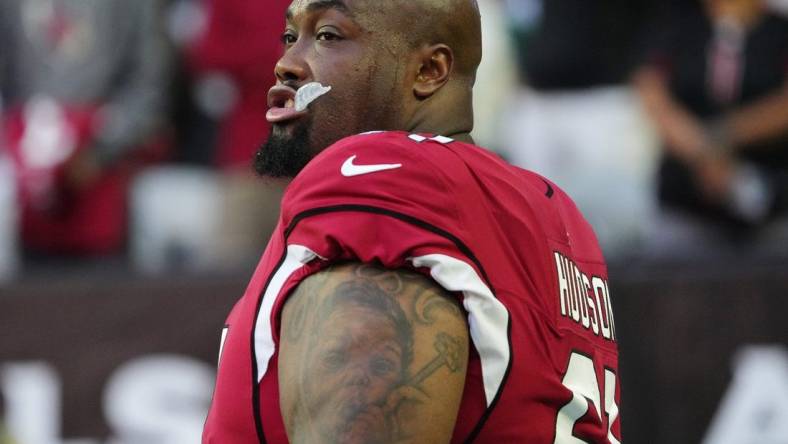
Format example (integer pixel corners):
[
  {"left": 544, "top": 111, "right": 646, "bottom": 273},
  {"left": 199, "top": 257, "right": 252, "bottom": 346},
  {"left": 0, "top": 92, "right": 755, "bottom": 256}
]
[{"left": 413, "top": 44, "right": 454, "bottom": 99}]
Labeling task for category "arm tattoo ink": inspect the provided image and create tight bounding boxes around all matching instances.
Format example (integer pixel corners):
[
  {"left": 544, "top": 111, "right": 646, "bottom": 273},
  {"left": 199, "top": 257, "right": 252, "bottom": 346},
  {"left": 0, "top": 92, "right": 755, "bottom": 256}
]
[{"left": 283, "top": 264, "right": 468, "bottom": 444}]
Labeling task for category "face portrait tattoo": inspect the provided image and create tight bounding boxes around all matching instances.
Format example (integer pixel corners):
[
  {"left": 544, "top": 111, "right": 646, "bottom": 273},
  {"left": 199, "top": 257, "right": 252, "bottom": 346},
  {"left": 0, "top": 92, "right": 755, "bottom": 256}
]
[{"left": 299, "top": 281, "right": 414, "bottom": 443}]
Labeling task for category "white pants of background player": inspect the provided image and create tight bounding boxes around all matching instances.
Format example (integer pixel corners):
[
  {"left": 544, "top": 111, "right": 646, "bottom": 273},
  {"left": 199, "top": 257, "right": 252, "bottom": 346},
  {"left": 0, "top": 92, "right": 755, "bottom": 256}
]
[{"left": 499, "top": 86, "right": 659, "bottom": 259}]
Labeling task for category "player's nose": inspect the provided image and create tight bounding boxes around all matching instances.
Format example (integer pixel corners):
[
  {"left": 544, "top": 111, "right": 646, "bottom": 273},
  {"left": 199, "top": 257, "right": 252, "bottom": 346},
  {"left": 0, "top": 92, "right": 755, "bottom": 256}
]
[
  {"left": 344, "top": 364, "right": 371, "bottom": 387},
  {"left": 275, "top": 44, "right": 310, "bottom": 83}
]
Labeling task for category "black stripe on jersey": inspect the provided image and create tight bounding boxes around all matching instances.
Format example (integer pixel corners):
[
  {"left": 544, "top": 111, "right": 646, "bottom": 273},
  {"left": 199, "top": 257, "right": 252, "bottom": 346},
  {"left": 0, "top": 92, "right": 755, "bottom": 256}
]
[
  {"left": 250, "top": 249, "right": 290, "bottom": 444},
  {"left": 542, "top": 179, "right": 555, "bottom": 198},
  {"left": 251, "top": 205, "right": 512, "bottom": 442},
  {"left": 284, "top": 204, "right": 496, "bottom": 293},
  {"left": 464, "top": 314, "right": 513, "bottom": 444},
  {"left": 270, "top": 204, "right": 513, "bottom": 444}
]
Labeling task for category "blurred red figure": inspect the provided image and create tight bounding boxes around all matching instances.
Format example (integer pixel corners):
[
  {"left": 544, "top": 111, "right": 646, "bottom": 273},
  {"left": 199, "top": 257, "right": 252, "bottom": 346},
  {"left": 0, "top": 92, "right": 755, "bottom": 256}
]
[
  {"left": 190, "top": 0, "right": 291, "bottom": 169},
  {"left": 0, "top": 0, "right": 172, "bottom": 255},
  {"left": 3, "top": 104, "right": 167, "bottom": 255}
]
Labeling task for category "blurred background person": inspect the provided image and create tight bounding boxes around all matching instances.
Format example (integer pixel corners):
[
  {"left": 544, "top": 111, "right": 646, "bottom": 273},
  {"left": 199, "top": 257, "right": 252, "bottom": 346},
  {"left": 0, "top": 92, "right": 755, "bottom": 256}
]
[
  {"left": 469, "top": 0, "right": 518, "bottom": 151},
  {"left": 187, "top": 0, "right": 286, "bottom": 171},
  {"left": 129, "top": 0, "right": 291, "bottom": 274},
  {"left": 0, "top": 110, "right": 18, "bottom": 282},
  {"left": 767, "top": 0, "right": 788, "bottom": 15},
  {"left": 497, "top": 0, "right": 661, "bottom": 259},
  {"left": 0, "top": 0, "right": 172, "bottom": 259},
  {"left": 185, "top": 0, "right": 291, "bottom": 266},
  {"left": 634, "top": 0, "right": 788, "bottom": 259}
]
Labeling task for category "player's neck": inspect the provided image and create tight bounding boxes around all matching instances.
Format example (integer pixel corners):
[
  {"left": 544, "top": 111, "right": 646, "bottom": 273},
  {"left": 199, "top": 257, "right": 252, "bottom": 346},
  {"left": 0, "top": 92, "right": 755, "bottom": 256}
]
[
  {"left": 412, "top": 119, "right": 475, "bottom": 141},
  {"left": 409, "top": 123, "right": 474, "bottom": 144},
  {"left": 409, "top": 111, "right": 475, "bottom": 144},
  {"left": 445, "top": 131, "right": 474, "bottom": 144},
  {"left": 408, "top": 87, "right": 475, "bottom": 143}
]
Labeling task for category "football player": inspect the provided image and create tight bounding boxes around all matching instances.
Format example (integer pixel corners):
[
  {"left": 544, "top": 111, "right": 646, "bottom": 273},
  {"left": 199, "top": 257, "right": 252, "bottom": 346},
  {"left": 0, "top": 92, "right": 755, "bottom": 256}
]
[{"left": 203, "top": 0, "right": 621, "bottom": 442}]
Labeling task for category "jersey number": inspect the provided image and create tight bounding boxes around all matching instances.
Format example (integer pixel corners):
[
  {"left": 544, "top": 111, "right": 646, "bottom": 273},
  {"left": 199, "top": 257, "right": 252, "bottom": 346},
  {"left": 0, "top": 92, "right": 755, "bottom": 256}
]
[{"left": 554, "top": 352, "right": 620, "bottom": 444}]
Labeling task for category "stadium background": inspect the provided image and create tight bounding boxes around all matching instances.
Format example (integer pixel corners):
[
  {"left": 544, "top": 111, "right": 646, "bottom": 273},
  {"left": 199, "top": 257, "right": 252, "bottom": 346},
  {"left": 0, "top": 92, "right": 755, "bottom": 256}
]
[{"left": 2, "top": 0, "right": 788, "bottom": 443}]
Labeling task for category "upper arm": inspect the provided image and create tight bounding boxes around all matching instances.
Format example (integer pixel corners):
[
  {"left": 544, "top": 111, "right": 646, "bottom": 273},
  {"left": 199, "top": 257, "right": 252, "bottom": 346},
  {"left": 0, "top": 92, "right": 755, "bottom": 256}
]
[{"left": 278, "top": 263, "right": 469, "bottom": 444}]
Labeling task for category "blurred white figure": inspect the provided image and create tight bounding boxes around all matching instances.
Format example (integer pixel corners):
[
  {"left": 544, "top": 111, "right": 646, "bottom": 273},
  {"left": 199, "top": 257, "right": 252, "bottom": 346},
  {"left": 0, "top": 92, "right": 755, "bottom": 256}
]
[
  {"left": 0, "top": 94, "right": 19, "bottom": 282},
  {"left": 131, "top": 167, "right": 281, "bottom": 274},
  {"left": 0, "top": 154, "right": 17, "bottom": 282},
  {"left": 103, "top": 355, "right": 214, "bottom": 444},
  {"left": 471, "top": 0, "right": 518, "bottom": 150},
  {"left": 703, "top": 346, "right": 788, "bottom": 444},
  {"left": 497, "top": 0, "right": 659, "bottom": 259},
  {"left": 501, "top": 88, "right": 659, "bottom": 259},
  {"left": 130, "top": 167, "right": 222, "bottom": 274},
  {"left": 767, "top": 0, "right": 788, "bottom": 16},
  {"left": 1, "top": 363, "right": 62, "bottom": 444}
]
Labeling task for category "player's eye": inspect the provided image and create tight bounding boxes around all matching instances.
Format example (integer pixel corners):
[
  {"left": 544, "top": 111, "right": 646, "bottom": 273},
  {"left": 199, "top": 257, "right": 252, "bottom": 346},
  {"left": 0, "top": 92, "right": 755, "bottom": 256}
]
[
  {"left": 370, "top": 356, "right": 396, "bottom": 377},
  {"left": 320, "top": 350, "right": 345, "bottom": 372},
  {"left": 316, "top": 30, "right": 342, "bottom": 42},
  {"left": 281, "top": 31, "right": 298, "bottom": 45}
]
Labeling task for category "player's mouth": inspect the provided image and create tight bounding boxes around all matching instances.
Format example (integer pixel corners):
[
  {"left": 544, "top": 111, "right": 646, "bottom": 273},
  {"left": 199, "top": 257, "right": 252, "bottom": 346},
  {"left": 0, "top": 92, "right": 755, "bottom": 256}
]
[
  {"left": 267, "top": 85, "right": 306, "bottom": 124},
  {"left": 266, "top": 82, "right": 332, "bottom": 124}
]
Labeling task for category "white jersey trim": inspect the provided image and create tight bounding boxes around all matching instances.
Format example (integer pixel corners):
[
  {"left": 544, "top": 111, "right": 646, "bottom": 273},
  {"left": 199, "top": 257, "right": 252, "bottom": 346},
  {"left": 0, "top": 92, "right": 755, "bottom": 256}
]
[
  {"left": 253, "top": 246, "right": 511, "bottom": 407},
  {"left": 254, "top": 244, "right": 318, "bottom": 383},
  {"left": 409, "top": 254, "right": 511, "bottom": 406}
]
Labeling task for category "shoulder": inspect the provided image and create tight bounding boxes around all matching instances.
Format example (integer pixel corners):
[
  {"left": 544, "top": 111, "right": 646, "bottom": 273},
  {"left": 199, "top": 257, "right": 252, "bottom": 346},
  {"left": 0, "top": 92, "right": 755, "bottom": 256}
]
[
  {"left": 282, "top": 131, "right": 465, "bottom": 222},
  {"left": 294, "top": 131, "right": 455, "bottom": 179}
]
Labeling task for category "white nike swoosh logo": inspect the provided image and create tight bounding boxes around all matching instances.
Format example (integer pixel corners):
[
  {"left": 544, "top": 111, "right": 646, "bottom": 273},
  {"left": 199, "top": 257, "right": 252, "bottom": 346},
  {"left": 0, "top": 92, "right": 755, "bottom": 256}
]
[{"left": 341, "top": 155, "right": 402, "bottom": 177}]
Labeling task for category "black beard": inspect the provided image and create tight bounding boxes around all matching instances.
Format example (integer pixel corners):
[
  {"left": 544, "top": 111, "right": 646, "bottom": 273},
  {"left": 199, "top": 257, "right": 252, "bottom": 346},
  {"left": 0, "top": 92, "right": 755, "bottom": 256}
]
[{"left": 254, "top": 123, "right": 313, "bottom": 178}]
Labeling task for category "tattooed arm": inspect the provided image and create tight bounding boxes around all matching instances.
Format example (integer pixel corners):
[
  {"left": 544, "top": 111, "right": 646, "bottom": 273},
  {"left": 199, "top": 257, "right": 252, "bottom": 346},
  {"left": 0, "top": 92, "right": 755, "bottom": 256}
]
[{"left": 278, "top": 263, "right": 469, "bottom": 444}]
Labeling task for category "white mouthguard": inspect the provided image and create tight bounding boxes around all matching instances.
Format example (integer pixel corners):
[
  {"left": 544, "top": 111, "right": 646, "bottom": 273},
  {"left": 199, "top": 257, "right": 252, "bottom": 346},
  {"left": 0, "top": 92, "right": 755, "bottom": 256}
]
[{"left": 295, "top": 82, "right": 332, "bottom": 112}]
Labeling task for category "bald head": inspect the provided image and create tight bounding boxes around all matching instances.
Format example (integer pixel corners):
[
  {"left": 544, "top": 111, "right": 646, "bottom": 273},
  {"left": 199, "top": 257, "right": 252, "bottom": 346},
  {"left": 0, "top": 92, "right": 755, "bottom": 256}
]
[
  {"left": 339, "top": 0, "right": 482, "bottom": 139},
  {"left": 362, "top": 0, "right": 482, "bottom": 80},
  {"left": 422, "top": 0, "right": 482, "bottom": 78}
]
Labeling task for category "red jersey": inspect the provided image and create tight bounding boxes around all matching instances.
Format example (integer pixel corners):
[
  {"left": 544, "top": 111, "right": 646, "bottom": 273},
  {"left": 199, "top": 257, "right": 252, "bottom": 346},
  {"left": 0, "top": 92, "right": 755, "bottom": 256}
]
[{"left": 203, "top": 131, "right": 621, "bottom": 443}]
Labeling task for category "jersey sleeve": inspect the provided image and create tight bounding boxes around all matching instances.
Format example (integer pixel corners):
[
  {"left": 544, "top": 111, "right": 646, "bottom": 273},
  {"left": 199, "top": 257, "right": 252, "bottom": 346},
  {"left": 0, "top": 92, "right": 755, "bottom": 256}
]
[
  {"left": 278, "top": 131, "right": 469, "bottom": 267},
  {"left": 283, "top": 132, "right": 460, "bottom": 230},
  {"left": 267, "top": 132, "right": 512, "bottom": 416}
]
